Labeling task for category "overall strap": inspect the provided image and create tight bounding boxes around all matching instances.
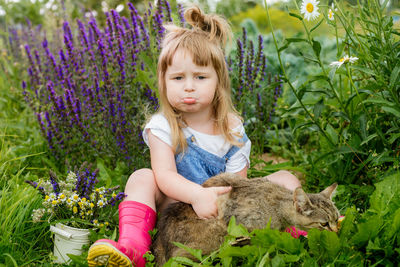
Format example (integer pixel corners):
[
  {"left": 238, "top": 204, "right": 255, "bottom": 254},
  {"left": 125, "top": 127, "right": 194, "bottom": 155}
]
[{"left": 223, "top": 133, "right": 249, "bottom": 162}]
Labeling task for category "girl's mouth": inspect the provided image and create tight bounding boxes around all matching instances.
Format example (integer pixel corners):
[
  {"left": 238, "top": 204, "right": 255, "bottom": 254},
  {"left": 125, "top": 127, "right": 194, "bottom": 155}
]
[{"left": 183, "top": 98, "right": 196, "bottom": 104}]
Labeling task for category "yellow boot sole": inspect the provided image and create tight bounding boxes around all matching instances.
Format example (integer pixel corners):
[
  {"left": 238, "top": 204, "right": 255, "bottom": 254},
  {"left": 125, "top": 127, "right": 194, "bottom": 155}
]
[{"left": 87, "top": 242, "right": 133, "bottom": 267}]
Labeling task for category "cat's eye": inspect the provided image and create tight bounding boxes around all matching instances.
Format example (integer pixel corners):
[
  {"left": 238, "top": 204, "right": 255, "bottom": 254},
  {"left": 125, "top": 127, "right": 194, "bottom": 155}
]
[{"left": 320, "top": 222, "right": 329, "bottom": 227}]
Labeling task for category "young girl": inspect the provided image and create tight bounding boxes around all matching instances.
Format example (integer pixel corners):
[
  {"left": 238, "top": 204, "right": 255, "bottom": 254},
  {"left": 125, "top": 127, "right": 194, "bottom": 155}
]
[{"left": 87, "top": 6, "right": 301, "bottom": 267}]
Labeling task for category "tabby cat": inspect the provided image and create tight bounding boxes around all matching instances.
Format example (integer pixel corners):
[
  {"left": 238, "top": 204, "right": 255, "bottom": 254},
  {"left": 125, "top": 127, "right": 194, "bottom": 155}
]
[{"left": 152, "top": 172, "right": 340, "bottom": 265}]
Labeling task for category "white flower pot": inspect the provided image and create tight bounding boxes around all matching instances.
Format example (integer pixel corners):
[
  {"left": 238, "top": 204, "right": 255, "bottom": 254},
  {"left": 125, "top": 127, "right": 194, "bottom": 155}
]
[{"left": 50, "top": 223, "right": 90, "bottom": 263}]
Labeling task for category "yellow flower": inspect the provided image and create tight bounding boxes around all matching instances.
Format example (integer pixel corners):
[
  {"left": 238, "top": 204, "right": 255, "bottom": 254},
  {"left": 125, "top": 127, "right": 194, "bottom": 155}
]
[
  {"left": 81, "top": 197, "right": 87, "bottom": 202},
  {"left": 73, "top": 206, "right": 78, "bottom": 213},
  {"left": 93, "top": 219, "right": 98, "bottom": 224},
  {"left": 59, "top": 194, "right": 66, "bottom": 199},
  {"left": 45, "top": 195, "right": 50, "bottom": 201},
  {"left": 52, "top": 200, "right": 58, "bottom": 206},
  {"left": 300, "top": 0, "right": 320, "bottom": 21},
  {"left": 90, "top": 203, "right": 95, "bottom": 208}
]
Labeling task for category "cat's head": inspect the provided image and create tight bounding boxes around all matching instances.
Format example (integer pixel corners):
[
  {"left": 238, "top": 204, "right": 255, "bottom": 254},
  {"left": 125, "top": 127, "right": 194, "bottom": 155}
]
[{"left": 293, "top": 183, "right": 340, "bottom": 232}]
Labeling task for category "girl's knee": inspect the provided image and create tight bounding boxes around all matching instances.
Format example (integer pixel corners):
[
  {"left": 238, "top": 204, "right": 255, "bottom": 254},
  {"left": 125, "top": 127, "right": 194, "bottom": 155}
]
[
  {"left": 268, "top": 170, "right": 301, "bottom": 191},
  {"left": 126, "top": 168, "right": 156, "bottom": 188}
]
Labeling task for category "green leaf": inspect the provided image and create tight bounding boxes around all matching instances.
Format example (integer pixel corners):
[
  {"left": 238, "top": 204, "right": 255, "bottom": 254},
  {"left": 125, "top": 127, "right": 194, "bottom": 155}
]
[
  {"left": 321, "top": 231, "right": 341, "bottom": 259},
  {"left": 289, "top": 12, "right": 303, "bottom": 21},
  {"left": 312, "top": 39, "right": 321, "bottom": 57},
  {"left": 278, "top": 42, "right": 289, "bottom": 52},
  {"left": 307, "top": 228, "right": 322, "bottom": 255},
  {"left": 313, "top": 98, "right": 324, "bottom": 120},
  {"left": 350, "top": 215, "right": 383, "bottom": 247},
  {"left": 382, "top": 106, "right": 400, "bottom": 118},
  {"left": 219, "top": 245, "right": 255, "bottom": 258},
  {"left": 326, "top": 124, "right": 338, "bottom": 145},
  {"left": 328, "top": 67, "right": 337, "bottom": 81},
  {"left": 168, "top": 256, "right": 197, "bottom": 265},
  {"left": 370, "top": 173, "right": 400, "bottom": 216},
  {"left": 172, "top": 242, "right": 203, "bottom": 261},
  {"left": 360, "top": 133, "right": 378, "bottom": 146},
  {"left": 385, "top": 208, "right": 400, "bottom": 240},
  {"left": 227, "top": 216, "right": 250, "bottom": 237},
  {"left": 96, "top": 158, "right": 112, "bottom": 187},
  {"left": 310, "top": 19, "right": 324, "bottom": 32},
  {"left": 285, "top": 37, "right": 308, "bottom": 44},
  {"left": 362, "top": 97, "right": 395, "bottom": 106},
  {"left": 350, "top": 65, "right": 375, "bottom": 76},
  {"left": 339, "top": 206, "right": 357, "bottom": 242}
]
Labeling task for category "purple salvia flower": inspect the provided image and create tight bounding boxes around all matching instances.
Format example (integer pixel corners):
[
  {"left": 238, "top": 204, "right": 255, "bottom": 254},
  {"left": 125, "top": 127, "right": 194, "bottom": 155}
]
[
  {"left": 177, "top": 3, "right": 185, "bottom": 27},
  {"left": 63, "top": 21, "right": 74, "bottom": 44},
  {"left": 77, "top": 19, "right": 91, "bottom": 51},
  {"left": 242, "top": 27, "right": 247, "bottom": 50},
  {"left": 109, "top": 192, "right": 126, "bottom": 206},
  {"left": 236, "top": 39, "right": 244, "bottom": 98},
  {"left": 89, "top": 19, "right": 101, "bottom": 41},
  {"left": 34, "top": 50, "right": 42, "bottom": 73},
  {"left": 245, "top": 40, "right": 254, "bottom": 91},
  {"left": 105, "top": 12, "right": 114, "bottom": 37},
  {"left": 139, "top": 19, "right": 150, "bottom": 49},
  {"left": 36, "top": 112, "right": 46, "bottom": 137},
  {"left": 128, "top": 3, "right": 141, "bottom": 43},
  {"left": 45, "top": 111, "right": 52, "bottom": 127},
  {"left": 164, "top": 0, "right": 173, "bottom": 22},
  {"left": 49, "top": 171, "right": 60, "bottom": 194},
  {"left": 97, "top": 37, "right": 109, "bottom": 82}
]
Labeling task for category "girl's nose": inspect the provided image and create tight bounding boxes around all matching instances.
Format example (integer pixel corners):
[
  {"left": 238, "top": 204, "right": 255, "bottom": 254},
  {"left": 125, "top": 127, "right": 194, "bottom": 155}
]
[{"left": 184, "top": 80, "right": 194, "bottom": 92}]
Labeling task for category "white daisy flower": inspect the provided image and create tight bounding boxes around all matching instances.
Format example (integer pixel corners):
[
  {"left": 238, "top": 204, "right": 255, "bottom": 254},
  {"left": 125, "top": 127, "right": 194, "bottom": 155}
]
[
  {"left": 66, "top": 171, "right": 77, "bottom": 183},
  {"left": 330, "top": 55, "right": 359, "bottom": 68},
  {"left": 300, "top": 0, "right": 320, "bottom": 21},
  {"left": 328, "top": 3, "right": 337, "bottom": 21}
]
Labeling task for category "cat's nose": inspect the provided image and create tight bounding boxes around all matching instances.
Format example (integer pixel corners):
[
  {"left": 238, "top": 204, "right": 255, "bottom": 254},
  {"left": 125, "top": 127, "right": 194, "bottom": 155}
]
[{"left": 330, "top": 224, "right": 338, "bottom": 232}]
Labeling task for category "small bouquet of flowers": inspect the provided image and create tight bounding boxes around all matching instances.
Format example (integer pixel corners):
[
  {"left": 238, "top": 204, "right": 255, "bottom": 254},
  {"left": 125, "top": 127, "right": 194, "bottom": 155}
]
[{"left": 25, "top": 163, "right": 125, "bottom": 229}]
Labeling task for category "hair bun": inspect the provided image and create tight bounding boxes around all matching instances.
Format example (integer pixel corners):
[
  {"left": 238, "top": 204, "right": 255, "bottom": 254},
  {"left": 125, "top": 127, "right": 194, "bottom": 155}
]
[{"left": 184, "top": 6, "right": 231, "bottom": 47}]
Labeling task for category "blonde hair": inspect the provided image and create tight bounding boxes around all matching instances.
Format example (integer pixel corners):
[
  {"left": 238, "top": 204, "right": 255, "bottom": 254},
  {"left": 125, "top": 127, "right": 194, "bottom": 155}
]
[{"left": 157, "top": 5, "right": 242, "bottom": 154}]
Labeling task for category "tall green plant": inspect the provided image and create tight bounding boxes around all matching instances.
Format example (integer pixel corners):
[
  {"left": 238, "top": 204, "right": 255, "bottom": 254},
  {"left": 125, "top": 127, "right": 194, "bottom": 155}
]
[{"left": 263, "top": 0, "right": 400, "bottom": 199}]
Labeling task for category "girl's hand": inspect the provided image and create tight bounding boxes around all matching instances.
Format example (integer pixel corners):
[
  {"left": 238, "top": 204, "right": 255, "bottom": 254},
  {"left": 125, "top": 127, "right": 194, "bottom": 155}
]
[{"left": 191, "top": 186, "right": 232, "bottom": 219}]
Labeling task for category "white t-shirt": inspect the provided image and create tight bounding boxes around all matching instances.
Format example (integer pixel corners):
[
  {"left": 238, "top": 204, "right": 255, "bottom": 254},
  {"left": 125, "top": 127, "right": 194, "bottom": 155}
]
[{"left": 142, "top": 113, "right": 251, "bottom": 173}]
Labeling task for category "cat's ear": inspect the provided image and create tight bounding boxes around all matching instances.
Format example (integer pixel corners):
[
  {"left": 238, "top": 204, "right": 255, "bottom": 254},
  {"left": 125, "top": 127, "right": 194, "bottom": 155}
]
[
  {"left": 320, "top": 183, "right": 338, "bottom": 200},
  {"left": 293, "top": 187, "right": 314, "bottom": 216}
]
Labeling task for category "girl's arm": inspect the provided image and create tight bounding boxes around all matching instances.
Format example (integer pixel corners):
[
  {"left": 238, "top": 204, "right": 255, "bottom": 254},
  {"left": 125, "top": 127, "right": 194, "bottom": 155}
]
[
  {"left": 148, "top": 131, "right": 231, "bottom": 219},
  {"left": 235, "top": 167, "right": 247, "bottom": 178}
]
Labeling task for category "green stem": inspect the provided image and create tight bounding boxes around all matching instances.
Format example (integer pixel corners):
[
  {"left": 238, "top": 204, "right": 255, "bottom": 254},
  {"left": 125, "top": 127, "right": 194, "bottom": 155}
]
[{"left": 263, "top": 0, "right": 335, "bottom": 147}]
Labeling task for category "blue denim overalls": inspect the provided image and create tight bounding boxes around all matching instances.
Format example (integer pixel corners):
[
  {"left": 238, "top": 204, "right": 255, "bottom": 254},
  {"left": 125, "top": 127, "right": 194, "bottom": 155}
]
[{"left": 175, "top": 133, "right": 249, "bottom": 185}]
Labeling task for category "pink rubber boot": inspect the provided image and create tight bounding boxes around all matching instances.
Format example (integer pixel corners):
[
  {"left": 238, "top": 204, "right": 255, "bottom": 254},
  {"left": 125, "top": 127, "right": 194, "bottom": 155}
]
[{"left": 87, "top": 201, "right": 157, "bottom": 267}]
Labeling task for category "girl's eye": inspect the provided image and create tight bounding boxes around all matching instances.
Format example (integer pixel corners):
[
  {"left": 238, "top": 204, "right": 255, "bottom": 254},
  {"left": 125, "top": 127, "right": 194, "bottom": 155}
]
[
  {"left": 174, "top": 77, "right": 183, "bottom": 80},
  {"left": 197, "top": 76, "right": 206, "bottom": 80}
]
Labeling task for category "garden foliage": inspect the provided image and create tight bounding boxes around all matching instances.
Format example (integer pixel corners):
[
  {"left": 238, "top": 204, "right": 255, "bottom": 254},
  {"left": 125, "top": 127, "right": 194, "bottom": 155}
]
[{"left": 264, "top": 0, "right": 400, "bottom": 207}]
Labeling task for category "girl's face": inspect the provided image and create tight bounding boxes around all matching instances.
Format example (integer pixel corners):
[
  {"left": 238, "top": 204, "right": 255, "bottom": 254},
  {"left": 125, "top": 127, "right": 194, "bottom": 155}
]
[{"left": 165, "top": 49, "right": 218, "bottom": 117}]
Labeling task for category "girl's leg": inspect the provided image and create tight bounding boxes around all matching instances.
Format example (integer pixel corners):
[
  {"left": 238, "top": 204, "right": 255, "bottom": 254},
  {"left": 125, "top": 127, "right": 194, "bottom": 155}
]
[
  {"left": 266, "top": 170, "right": 301, "bottom": 191},
  {"left": 88, "top": 168, "right": 167, "bottom": 267}
]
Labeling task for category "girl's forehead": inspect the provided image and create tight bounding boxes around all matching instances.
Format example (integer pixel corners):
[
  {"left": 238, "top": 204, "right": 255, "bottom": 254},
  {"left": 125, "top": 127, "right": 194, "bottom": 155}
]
[{"left": 169, "top": 49, "right": 211, "bottom": 69}]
